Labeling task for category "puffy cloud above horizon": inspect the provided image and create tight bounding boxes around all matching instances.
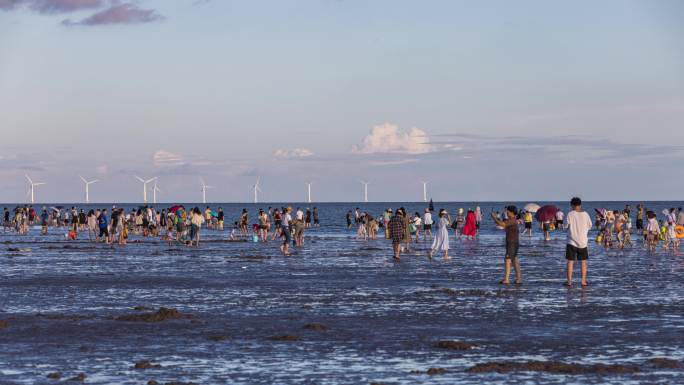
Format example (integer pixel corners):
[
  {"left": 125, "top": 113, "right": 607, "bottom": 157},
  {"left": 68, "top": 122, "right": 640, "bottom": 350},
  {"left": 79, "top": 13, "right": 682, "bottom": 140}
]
[
  {"left": 273, "top": 148, "right": 314, "bottom": 159},
  {"left": 153, "top": 150, "right": 185, "bottom": 167},
  {"left": 353, "top": 123, "right": 432, "bottom": 155}
]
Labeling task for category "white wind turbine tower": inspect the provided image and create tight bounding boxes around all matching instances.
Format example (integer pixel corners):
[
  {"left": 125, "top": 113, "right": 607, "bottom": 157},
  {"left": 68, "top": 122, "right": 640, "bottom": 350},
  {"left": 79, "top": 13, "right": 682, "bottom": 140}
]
[
  {"left": 79, "top": 175, "right": 99, "bottom": 203},
  {"left": 153, "top": 181, "right": 161, "bottom": 204},
  {"left": 252, "top": 177, "right": 263, "bottom": 204},
  {"left": 305, "top": 181, "right": 312, "bottom": 203},
  {"left": 360, "top": 180, "right": 369, "bottom": 203},
  {"left": 25, "top": 174, "right": 46, "bottom": 204},
  {"left": 134, "top": 175, "right": 157, "bottom": 203},
  {"left": 200, "top": 177, "right": 214, "bottom": 204},
  {"left": 421, "top": 180, "right": 429, "bottom": 202}
]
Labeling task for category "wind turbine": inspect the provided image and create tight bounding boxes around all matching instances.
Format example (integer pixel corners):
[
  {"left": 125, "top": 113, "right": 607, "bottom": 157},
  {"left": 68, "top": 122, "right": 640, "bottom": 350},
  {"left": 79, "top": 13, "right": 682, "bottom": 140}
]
[
  {"left": 421, "top": 180, "right": 429, "bottom": 202},
  {"left": 360, "top": 180, "right": 369, "bottom": 203},
  {"left": 134, "top": 175, "right": 157, "bottom": 203},
  {"left": 79, "top": 175, "right": 99, "bottom": 203},
  {"left": 252, "top": 177, "right": 263, "bottom": 204},
  {"left": 200, "top": 177, "right": 214, "bottom": 204},
  {"left": 153, "top": 181, "right": 161, "bottom": 204},
  {"left": 25, "top": 174, "right": 46, "bottom": 204},
  {"left": 305, "top": 181, "right": 312, "bottom": 203}
]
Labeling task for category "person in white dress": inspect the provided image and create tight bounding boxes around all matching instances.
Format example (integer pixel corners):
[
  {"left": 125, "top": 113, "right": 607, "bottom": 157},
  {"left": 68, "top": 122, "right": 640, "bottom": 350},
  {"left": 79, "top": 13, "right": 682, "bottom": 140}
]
[{"left": 429, "top": 209, "right": 450, "bottom": 259}]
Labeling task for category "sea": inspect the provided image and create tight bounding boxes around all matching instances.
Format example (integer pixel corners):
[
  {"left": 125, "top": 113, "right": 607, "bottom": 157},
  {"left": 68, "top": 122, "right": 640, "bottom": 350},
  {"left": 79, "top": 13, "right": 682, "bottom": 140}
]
[{"left": 0, "top": 201, "right": 682, "bottom": 385}]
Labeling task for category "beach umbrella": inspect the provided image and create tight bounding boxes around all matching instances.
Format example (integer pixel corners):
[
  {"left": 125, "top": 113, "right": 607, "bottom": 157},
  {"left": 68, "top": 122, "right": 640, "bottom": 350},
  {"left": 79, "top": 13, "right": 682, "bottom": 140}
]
[
  {"left": 429, "top": 199, "right": 434, "bottom": 212},
  {"left": 168, "top": 205, "right": 183, "bottom": 214},
  {"left": 535, "top": 205, "right": 559, "bottom": 222},
  {"left": 524, "top": 203, "right": 541, "bottom": 213}
]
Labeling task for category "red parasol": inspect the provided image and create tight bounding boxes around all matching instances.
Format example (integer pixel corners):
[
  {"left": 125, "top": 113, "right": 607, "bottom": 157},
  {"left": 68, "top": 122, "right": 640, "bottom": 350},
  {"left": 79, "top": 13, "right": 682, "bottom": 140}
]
[
  {"left": 535, "top": 205, "right": 559, "bottom": 222},
  {"left": 168, "top": 205, "right": 184, "bottom": 214}
]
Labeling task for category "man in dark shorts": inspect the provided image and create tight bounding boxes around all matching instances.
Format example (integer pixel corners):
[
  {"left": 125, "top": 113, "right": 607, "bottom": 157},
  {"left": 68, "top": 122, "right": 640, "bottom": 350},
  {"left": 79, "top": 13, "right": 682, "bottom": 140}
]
[
  {"left": 388, "top": 209, "right": 404, "bottom": 261},
  {"left": 492, "top": 205, "right": 521, "bottom": 284},
  {"left": 97, "top": 208, "right": 109, "bottom": 243},
  {"left": 565, "top": 197, "right": 592, "bottom": 287}
]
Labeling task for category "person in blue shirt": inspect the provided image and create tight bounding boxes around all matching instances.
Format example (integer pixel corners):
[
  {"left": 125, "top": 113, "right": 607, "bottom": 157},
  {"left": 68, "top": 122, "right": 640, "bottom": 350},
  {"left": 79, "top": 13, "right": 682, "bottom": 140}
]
[
  {"left": 40, "top": 208, "right": 49, "bottom": 235},
  {"left": 98, "top": 209, "right": 110, "bottom": 243}
]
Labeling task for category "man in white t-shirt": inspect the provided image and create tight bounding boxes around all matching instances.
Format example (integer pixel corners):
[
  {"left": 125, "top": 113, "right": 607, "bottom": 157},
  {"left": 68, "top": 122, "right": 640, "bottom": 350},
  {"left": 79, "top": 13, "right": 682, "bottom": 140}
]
[
  {"left": 423, "top": 208, "right": 433, "bottom": 241},
  {"left": 565, "top": 197, "right": 593, "bottom": 287},
  {"left": 555, "top": 210, "right": 565, "bottom": 229}
]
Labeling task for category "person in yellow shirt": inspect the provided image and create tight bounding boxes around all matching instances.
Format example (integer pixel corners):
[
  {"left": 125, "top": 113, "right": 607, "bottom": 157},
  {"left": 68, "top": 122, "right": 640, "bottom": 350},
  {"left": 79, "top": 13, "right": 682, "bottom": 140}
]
[{"left": 522, "top": 211, "right": 533, "bottom": 237}]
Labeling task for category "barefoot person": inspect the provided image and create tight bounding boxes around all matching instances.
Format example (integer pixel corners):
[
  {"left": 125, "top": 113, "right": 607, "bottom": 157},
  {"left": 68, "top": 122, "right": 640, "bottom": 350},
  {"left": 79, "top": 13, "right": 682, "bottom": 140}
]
[
  {"left": 491, "top": 205, "right": 521, "bottom": 284},
  {"left": 388, "top": 209, "right": 404, "bottom": 261},
  {"left": 428, "top": 209, "right": 449, "bottom": 259},
  {"left": 422, "top": 208, "right": 433, "bottom": 241},
  {"left": 565, "top": 197, "right": 592, "bottom": 287}
]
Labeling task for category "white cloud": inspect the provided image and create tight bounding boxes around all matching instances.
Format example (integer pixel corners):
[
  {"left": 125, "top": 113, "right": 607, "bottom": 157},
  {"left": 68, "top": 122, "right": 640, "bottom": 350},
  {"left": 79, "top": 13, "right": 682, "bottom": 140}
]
[
  {"left": 153, "top": 150, "right": 185, "bottom": 166},
  {"left": 273, "top": 148, "right": 314, "bottom": 159},
  {"left": 353, "top": 123, "right": 432, "bottom": 154}
]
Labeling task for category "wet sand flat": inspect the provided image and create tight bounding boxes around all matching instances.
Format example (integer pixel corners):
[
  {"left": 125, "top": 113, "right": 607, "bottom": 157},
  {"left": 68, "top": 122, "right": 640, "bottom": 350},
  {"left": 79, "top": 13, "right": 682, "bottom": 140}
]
[{"left": 0, "top": 202, "right": 683, "bottom": 384}]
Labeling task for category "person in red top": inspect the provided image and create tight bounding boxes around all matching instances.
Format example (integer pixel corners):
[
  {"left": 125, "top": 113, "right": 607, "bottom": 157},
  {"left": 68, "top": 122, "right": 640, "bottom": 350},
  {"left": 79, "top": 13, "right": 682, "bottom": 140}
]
[{"left": 462, "top": 209, "right": 477, "bottom": 239}]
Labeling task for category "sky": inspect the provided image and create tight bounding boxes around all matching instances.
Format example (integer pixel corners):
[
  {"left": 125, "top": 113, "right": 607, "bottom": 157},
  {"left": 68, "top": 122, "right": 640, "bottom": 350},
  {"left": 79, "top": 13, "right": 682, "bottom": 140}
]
[{"left": 0, "top": 0, "right": 683, "bottom": 203}]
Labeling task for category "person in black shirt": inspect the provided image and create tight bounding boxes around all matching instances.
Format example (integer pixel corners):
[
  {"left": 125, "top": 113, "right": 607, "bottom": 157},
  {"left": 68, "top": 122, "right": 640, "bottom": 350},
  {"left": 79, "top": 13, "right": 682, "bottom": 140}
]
[{"left": 491, "top": 205, "right": 522, "bottom": 285}]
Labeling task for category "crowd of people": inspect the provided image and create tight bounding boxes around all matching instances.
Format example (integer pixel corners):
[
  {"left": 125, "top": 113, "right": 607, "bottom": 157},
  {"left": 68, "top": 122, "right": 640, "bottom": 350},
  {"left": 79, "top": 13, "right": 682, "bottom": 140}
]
[
  {"left": 1, "top": 205, "right": 321, "bottom": 255},
  {"left": 364, "top": 199, "right": 682, "bottom": 287},
  {"left": 3, "top": 200, "right": 682, "bottom": 285}
]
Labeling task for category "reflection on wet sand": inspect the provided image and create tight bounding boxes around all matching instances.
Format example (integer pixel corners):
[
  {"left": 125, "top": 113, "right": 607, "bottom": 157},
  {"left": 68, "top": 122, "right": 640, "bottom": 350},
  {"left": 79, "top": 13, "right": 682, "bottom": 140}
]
[{"left": 0, "top": 202, "right": 683, "bottom": 384}]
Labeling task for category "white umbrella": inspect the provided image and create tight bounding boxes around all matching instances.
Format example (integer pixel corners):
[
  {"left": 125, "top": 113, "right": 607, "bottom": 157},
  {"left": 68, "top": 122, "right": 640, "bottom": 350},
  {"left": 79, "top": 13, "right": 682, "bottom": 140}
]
[{"left": 524, "top": 203, "right": 541, "bottom": 213}]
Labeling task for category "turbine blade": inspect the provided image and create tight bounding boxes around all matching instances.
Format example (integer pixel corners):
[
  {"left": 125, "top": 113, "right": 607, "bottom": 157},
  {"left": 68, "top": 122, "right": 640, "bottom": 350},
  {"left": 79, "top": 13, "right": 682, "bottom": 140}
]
[
  {"left": 79, "top": 175, "right": 87, "bottom": 183},
  {"left": 134, "top": 175, "right": 145, "bottom": 183},
  {"left": 25, "top": 174, "right": 32, "bottom": 184}
]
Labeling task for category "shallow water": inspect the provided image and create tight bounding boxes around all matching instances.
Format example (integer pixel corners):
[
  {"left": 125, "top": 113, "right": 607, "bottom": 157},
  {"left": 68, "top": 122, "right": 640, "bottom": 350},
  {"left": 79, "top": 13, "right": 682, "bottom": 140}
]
[{"left": 0, "top": 201, "right": 683, "bottom": 384}]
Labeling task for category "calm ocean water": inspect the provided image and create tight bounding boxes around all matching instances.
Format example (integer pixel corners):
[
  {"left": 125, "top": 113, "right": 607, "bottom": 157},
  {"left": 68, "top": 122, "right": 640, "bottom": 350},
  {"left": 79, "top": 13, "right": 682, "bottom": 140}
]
[{"left": 0, "top": 201, "right": 682, "bottom": 384}]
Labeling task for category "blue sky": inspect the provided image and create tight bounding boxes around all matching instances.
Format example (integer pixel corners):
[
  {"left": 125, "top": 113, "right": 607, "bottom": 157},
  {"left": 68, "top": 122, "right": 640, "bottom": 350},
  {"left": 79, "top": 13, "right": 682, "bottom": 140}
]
[{"left": 0, "top": 0, "right": 683, "bottom": 203}]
